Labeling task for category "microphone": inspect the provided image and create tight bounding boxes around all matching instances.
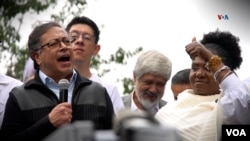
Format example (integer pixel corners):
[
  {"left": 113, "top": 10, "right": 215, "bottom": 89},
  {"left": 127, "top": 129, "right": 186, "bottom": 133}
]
[{"left": 58, "top": 79, "right": 70, "bottom": 103}]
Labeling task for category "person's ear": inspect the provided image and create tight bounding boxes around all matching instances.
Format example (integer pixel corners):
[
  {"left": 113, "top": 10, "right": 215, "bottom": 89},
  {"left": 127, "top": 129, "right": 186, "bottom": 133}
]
[
  {"left": 93, "top": 44, "right": 100, "bottom": 56},
  {"left": 33, "top": 52, "right": 41, "bottom": 66}
]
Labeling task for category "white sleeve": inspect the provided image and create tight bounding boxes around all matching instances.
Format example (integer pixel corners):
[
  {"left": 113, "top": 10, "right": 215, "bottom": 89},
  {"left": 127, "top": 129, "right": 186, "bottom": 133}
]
[
  {"left": 106, "top": 85, "right": 125, "bottom": 114},
  {"left": 219, "top": 73, "right": 250, "bottom": 124}
]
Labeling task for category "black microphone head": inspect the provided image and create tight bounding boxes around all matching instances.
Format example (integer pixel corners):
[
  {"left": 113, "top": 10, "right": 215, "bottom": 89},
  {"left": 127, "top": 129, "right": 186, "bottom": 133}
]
[
  {"left": 58, "top": 79, "right": 70, "bottom": 89},
  {"left": 113, "top": 109, "right": 147, "bottom": 134}
]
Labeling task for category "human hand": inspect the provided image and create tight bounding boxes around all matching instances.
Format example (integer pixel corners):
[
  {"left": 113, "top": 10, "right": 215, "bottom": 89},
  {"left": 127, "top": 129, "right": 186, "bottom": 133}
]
[
  {"left": 185, "top": 37, "right": 213, "bottom": 61},
  {"left": 48, "top": 102, "right": 72, "bottom": 128}
]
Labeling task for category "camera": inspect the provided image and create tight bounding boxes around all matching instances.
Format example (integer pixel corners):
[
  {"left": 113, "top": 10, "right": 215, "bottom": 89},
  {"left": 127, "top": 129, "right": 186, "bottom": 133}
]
[{"left": 43, "top": 109, "right": 181, "bottom": 141}]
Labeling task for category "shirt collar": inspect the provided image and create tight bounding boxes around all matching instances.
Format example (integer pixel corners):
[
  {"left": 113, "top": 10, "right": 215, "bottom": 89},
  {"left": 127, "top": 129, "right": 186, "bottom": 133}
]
[
  {"left": 131, "top": 91, "right": 140, "bottom": 111},
  {"left": 0, "top": 73, "right": 15, "bottom": 84},
  {"left": 39, "top": 69, "right": 77, "bottom": 85}
]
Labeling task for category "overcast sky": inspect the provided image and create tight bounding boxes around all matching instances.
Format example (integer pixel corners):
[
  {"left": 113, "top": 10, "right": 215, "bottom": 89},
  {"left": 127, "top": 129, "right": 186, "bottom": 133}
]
[
  {"left": 3, "top": 0, "right": 249, "bottom": 101},
  {"left": 79, "top": 0, "right": 250, "bottom": 100}
]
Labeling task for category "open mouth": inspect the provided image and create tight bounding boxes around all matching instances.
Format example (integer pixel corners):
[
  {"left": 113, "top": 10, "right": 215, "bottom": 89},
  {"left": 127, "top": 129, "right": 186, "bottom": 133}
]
[{"left": 58, "top": 55, "right": 70, "bottom": 62}]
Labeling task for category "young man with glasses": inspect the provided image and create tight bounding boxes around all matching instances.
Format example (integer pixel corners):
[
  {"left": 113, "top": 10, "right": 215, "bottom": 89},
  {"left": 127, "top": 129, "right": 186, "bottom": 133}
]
[
  {"left": 0, "top": 22, "right": 114, "bottom": 141},
  {"left": 66, "top": 16, "right": 125, "bottom": 114}
]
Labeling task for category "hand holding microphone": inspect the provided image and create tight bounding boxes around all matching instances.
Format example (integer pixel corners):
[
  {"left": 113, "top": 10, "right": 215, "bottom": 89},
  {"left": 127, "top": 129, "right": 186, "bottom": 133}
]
[
  {"left": 49, "top": 79, "right": 72, "bottom": 127},
  {"left": 49, "top": 103, "right": 72, "bottom": 128}
]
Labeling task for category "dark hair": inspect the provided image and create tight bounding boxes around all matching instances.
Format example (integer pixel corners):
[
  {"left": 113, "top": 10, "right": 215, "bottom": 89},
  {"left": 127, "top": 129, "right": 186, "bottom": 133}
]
[
  {"left": 66, "top": 16, "right": 100, "bottom": 44},
  {"left": 200, "top": 29, "right": 243, "bottom": 71},
  {"left": 171, "top": 68, "right": 190, "bottom": 85},
  {"left": 28, "top": 22, "right": 61, "bottom": 70}
]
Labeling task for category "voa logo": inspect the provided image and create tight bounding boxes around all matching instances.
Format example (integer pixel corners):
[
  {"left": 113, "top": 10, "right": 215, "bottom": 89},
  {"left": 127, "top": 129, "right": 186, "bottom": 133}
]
[
  {"left": 217, "top": 14, "right": 229, "bottom": 20},
  {"left": 226, "top": 129, "right": 246, "bottom": 136}
]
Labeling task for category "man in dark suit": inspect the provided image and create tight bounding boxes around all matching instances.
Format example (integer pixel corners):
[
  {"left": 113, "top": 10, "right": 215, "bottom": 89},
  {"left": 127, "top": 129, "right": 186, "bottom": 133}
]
[
  {"left": 0, "top": 22, "right": 114, "bottom": 141},
  {"left": 122, "top": 50, "right": 172, "bottom": 115}
]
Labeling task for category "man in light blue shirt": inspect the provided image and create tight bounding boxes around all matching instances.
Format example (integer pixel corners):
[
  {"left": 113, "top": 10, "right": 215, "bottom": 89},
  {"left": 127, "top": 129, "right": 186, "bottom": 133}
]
[{"left": 0, "top": 22, "right": 114, "bottom": 141}]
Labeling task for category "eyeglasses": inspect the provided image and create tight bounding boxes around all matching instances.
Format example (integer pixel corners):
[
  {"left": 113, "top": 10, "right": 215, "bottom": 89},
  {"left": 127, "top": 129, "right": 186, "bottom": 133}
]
[
  {"left": 69, "top": 31, "right": 95, "bottom": 42},
  {"left": 40, "top": 37, "right": 75, "bottom": 49}
]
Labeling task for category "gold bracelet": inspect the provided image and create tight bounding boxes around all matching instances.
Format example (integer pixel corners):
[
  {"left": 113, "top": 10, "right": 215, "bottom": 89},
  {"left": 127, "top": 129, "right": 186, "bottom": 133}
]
[{"left": 205, "top": 55, "right": 222, "bottom": 71}]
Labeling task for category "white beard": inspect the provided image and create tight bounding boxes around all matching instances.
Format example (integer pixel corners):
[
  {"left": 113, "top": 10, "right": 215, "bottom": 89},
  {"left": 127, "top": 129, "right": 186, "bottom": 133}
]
[{"left": 139, "top": 96, "right": 157, "bottom": 110}]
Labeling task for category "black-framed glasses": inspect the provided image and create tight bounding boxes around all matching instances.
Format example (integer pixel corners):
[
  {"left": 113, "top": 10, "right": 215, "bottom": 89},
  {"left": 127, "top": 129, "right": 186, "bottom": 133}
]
[
  {"left": 69, "top": 31, "right": 95, "bottom": 42},
  {"left": 40, "top": 37, "right": 75, "bottom": 49}
]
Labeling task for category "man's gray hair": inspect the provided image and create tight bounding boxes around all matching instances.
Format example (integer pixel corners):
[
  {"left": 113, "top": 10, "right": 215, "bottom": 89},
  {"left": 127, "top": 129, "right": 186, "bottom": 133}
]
[{"left": 133, "top": 50, "right": 172, "bottom": 80}]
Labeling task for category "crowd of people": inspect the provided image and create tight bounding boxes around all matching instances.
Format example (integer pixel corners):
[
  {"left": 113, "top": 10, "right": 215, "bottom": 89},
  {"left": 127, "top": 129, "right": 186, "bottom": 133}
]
[{"left": 0, "top": 15, "right": 250, "bottom": 141}]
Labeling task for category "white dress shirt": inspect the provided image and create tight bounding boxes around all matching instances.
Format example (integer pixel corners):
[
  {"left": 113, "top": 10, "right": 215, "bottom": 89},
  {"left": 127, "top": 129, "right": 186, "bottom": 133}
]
[
  {"left": 90, "top": 74, "right": 125, "bottom": 113},
  {"left": 219, "top": 74, "right": 250, "bottom": 124},
  {"left": 0, "top": 73, "right": 23, "bottom": 128}
]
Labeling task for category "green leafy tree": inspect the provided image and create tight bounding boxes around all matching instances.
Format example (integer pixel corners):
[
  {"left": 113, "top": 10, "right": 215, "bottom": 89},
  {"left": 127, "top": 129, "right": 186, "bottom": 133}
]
[
  {"left": 0, "top": 0, "right": 57, "bottom": 79},
  {"left": 91, "top": 46, "right": 143, "bottom": 94},
  {"left": 0, "top": 0, "right": 142, "bottom": 94}
]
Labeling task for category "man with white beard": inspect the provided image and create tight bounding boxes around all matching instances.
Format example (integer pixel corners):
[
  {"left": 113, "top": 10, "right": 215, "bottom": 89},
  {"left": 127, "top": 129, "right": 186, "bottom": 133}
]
[{"left": 122, "top": 50, "right": 172, "bottom": 115}]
